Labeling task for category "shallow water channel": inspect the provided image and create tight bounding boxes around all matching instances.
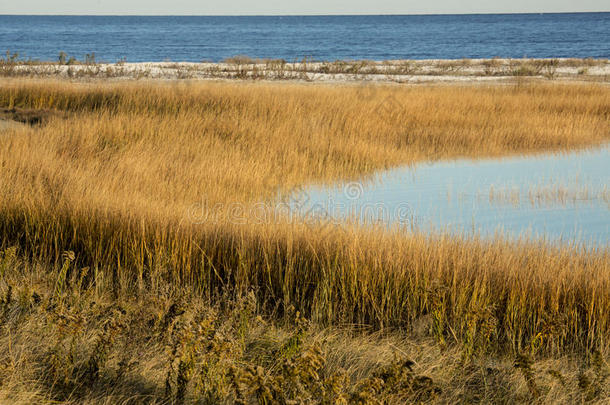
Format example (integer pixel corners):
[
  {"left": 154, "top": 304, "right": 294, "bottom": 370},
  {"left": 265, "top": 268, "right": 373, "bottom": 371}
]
[{"left": 290, "top": 146, "right": 609, "bottom": 246}]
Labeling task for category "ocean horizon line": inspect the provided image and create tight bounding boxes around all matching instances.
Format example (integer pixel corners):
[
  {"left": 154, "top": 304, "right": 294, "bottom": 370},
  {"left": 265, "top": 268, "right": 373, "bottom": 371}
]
[{"left": 1, "top": 11, "right": 609, "bottom": 17}]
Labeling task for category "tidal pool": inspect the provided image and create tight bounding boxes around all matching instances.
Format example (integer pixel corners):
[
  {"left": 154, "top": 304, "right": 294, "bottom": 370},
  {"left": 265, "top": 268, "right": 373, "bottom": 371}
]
[{"left": 292, "top": 146, "right": 609, "bottom": 246}]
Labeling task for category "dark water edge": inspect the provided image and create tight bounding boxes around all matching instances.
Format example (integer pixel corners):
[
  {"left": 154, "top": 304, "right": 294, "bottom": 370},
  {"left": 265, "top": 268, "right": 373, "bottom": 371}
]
[{"left": 1, "top": 13, "right": 609, "bottom": 63}]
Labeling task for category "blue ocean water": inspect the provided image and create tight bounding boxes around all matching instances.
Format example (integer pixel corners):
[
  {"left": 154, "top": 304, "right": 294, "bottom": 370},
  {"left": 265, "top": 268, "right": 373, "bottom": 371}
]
[{"left": 0, "top": 13, "right": 609, "bottom": 62}]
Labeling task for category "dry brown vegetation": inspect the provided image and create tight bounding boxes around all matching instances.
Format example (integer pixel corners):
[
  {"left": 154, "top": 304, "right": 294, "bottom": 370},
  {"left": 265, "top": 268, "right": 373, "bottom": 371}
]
[
  {"left": 0, "top": 106, "right": 65, "bottom": 125},
  {"left": 0, "top": 79, "right": 609, "bottom": 403},
  {"left": 1, "top": 253, "right": 608, "bottom": 404}
]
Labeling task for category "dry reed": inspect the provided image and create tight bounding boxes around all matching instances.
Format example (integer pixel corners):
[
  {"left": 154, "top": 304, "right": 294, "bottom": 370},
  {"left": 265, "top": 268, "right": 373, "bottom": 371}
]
[{"left": 0, "top": 80, "right": 608, "bottom": 361}]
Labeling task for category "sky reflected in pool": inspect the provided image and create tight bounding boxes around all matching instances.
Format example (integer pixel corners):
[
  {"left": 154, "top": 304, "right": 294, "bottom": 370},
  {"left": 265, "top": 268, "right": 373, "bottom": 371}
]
[{"left": 296, "top": 146, "right": 609, "bottom": 246}]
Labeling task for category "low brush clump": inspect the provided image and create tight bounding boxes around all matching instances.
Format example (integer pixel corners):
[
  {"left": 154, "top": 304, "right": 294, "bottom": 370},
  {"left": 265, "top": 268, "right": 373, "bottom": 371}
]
[
  {"left": 0, "top": 251, "right": 444, "bottom": 404},
  {"left": 0, "top": 251, "right": 608, "bottom": 404}
]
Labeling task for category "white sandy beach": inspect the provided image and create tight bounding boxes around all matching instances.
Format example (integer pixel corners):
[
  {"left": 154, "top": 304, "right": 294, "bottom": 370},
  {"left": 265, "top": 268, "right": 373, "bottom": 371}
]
[{"left": 4, "top": 58, "right": 609, "bottom": 84}]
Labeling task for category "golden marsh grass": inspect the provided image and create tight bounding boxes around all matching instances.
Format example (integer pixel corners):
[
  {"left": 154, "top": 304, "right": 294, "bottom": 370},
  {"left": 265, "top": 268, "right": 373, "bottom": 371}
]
[{"left": 0, "top": 79, "right": 609, "bottom": 361}]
